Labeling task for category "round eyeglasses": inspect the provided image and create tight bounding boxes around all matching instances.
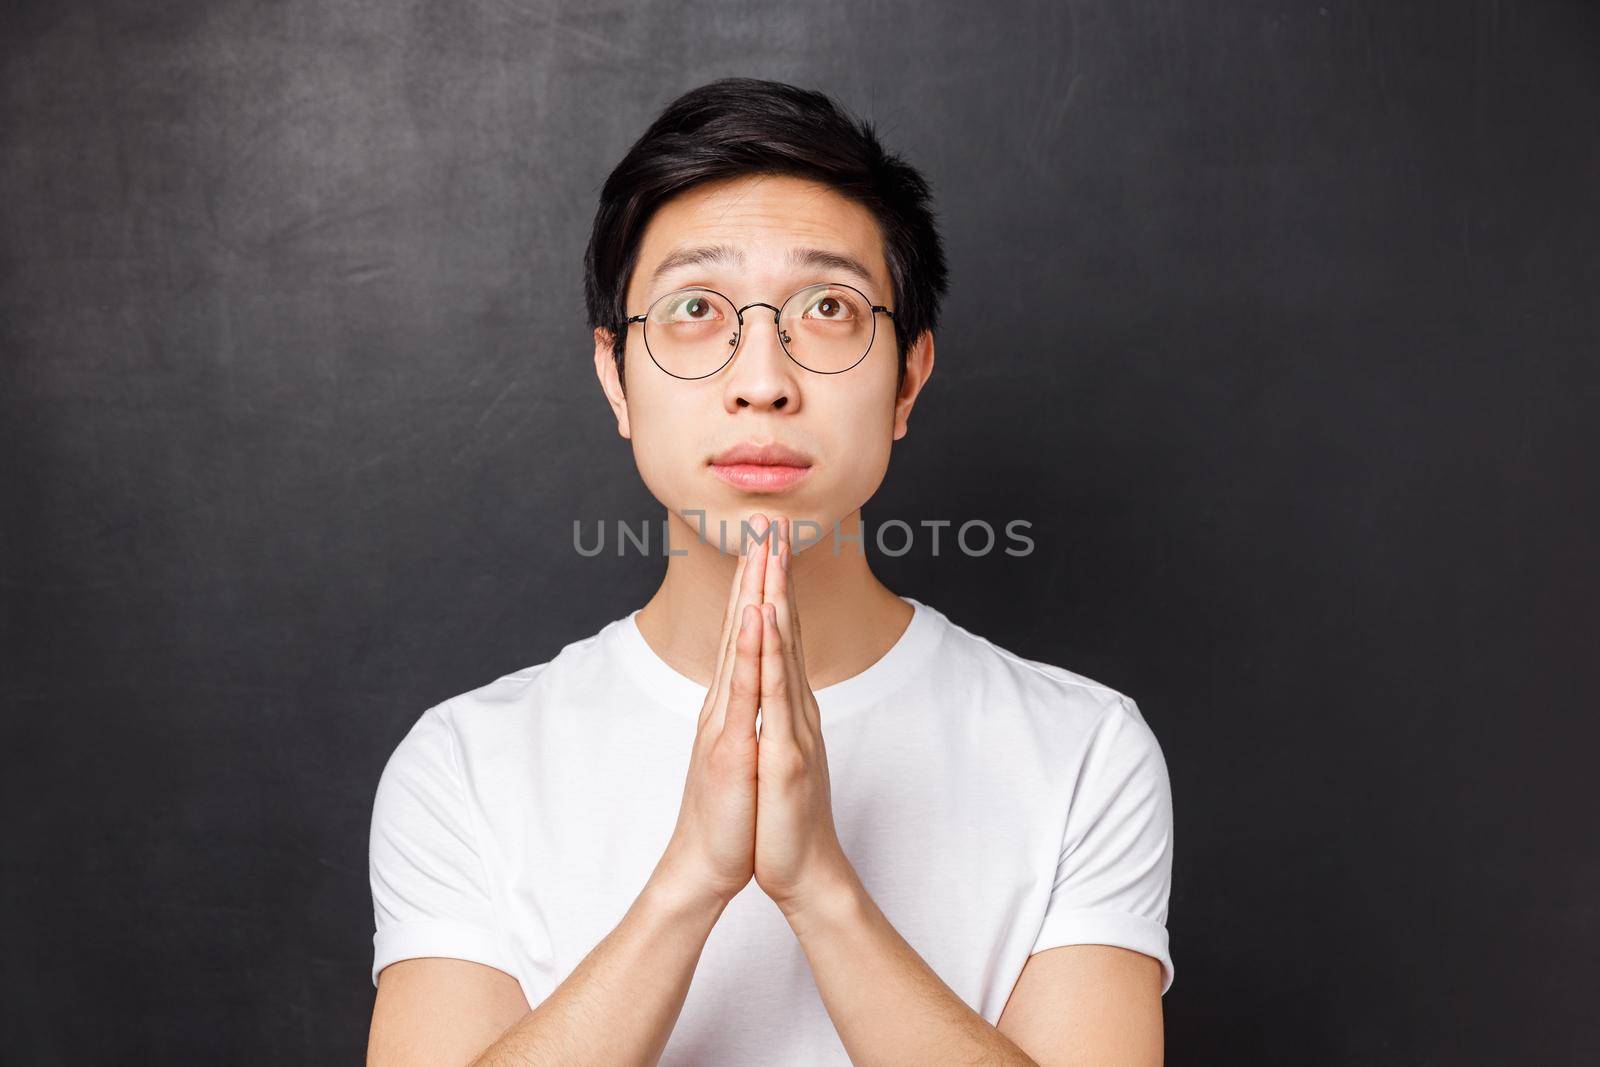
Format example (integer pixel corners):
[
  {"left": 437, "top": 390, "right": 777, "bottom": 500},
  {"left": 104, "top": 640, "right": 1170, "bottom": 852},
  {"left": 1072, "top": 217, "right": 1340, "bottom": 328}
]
[{"left": 623, "top": 282, "right": 895, "bottom": 380}]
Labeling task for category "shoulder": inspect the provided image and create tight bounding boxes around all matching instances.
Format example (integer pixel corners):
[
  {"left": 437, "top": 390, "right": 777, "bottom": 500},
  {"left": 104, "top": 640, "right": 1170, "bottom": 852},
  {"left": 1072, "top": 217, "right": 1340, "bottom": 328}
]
[
  {"left": 907, "top": 599, "right": 1171, "bottom": 815},
  {"left": 917, "top": 599, "right": 1141, "bottom": 728},
  {"left": 381, "top": 614, "right": 626, "bottom": 767}
]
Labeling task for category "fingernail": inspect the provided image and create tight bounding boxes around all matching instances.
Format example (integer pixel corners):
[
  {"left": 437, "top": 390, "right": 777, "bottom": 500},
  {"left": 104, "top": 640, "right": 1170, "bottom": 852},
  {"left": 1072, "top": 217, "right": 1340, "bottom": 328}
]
[{"left": 741, "top": 606, "right": 752, "bottom": 633}]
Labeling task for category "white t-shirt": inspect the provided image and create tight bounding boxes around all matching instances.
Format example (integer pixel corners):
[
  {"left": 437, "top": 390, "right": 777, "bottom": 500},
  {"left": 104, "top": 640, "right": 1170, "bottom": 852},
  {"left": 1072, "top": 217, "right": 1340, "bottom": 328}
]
[{"left": 369, "top": 595, "right": 1175, "bottom": 1063}]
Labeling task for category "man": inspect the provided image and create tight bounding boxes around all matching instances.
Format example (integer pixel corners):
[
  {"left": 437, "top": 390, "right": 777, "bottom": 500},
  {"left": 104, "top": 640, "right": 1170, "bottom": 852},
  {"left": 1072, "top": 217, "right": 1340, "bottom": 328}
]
[{"left": 367, "top": 78, "right": 1174, "bottom": 1066}]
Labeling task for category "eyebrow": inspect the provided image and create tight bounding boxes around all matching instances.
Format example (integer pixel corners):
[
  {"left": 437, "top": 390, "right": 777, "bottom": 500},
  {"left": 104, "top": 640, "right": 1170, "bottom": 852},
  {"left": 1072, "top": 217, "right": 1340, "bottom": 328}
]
[{"left": 647, "top": 244, "right": 882, "bottom": 292}]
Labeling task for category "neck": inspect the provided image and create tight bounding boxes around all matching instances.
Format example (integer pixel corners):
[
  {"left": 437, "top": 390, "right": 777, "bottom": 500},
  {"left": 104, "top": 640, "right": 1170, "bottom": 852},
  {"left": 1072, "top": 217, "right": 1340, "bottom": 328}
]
[{"left": 634, "top": 508, "right": 913, "bottom": 691}]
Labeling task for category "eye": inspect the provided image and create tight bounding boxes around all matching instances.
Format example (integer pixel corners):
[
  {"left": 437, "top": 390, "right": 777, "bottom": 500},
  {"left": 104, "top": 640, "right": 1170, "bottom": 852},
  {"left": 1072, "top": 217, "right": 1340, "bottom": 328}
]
[
  {"left": 659, "top": 292, "right": 724, "bottom": 324},
  {"left": 801, "top": 289, "right": 861, "bottom": 321}
]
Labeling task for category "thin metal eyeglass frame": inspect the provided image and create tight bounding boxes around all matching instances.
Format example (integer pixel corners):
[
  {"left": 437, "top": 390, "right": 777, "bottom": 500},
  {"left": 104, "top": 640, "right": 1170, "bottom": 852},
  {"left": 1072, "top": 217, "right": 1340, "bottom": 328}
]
[{"left": 622, "top": 281, "right": 895, "bottom": 380}]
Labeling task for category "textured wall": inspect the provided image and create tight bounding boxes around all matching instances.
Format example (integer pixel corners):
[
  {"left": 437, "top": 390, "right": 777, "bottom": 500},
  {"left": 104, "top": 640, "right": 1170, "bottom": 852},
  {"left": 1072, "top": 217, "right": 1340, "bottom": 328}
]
[{"left": 3, "top": 1, "right": 1596, "bottom": 1062}]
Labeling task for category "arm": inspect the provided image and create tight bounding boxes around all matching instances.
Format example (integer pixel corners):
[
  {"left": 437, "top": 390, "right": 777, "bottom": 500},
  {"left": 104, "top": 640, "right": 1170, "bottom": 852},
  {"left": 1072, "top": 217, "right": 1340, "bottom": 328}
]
[
  {"left": 368, "top": 869, "right": 726, "bottom": 1067},
  {"left": 369, "top": 519, "right": 779, "bottom": 1066},
  {"left": 997, "top": 943, "right": 1163, "bottom": 1065},
  {"left": 780, "top": 872, "right": 1163, "bottom": 1066},
  {"left": 752, "top": 517, "right": 1168, "bottom": 1065},
  {"left": 748, "top": 522, "right": 1036, "bottom": 1063}
]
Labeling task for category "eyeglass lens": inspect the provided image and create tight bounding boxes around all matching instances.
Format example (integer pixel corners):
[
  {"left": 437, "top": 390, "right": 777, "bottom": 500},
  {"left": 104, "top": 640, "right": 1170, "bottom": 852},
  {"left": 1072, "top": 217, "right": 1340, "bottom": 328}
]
[{"left": 642, "top": 283, "right": 877, "bottom": 378}]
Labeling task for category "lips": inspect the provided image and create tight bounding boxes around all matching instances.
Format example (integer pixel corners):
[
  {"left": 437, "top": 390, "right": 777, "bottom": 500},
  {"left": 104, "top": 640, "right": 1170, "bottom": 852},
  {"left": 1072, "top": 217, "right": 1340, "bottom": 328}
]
[{"left": 708, "top": 440, "right": 814, "bottom": 493}]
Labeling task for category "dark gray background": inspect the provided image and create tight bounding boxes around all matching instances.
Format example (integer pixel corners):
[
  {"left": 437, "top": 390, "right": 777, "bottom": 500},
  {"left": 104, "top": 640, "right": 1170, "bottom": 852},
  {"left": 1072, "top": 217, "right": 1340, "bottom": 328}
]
[{"left": 4, "top": 1, "right": 1595, "bottom": 1062}]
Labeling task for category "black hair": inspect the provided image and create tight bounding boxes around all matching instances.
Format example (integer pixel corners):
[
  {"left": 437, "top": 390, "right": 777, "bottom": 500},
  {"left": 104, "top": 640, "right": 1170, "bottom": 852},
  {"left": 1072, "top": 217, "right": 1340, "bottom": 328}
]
[{"left": 583, "top": 78, "right": 948, "bottom": 391}]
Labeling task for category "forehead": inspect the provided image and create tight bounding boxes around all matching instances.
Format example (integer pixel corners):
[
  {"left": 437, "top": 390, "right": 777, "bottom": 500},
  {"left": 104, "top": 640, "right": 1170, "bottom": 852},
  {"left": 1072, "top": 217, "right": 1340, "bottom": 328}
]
[{"left": 629, "top": 174, "right": 891, "bottom": 299}]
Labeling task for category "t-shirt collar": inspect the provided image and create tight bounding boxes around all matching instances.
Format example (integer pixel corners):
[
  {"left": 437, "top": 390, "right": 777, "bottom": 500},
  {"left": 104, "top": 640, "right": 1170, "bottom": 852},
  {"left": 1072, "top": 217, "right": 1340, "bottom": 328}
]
[{"left": 612, "top": 595, "right": 942, "bottom": 721}]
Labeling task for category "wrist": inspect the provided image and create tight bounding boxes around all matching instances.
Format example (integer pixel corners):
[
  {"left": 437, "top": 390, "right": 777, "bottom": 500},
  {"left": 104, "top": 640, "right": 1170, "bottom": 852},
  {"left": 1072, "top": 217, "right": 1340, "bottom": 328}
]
[
  {"left": 644, "top": 856, "right": 742, "bottom": 917},
  {"left": 775, "top": 862, "right": 867, "bottom": 937}
]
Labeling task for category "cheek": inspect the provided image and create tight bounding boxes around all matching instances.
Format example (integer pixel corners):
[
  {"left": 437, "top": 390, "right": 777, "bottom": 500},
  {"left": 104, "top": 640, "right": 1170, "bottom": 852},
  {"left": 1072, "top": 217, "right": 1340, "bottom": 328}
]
[
  {"left": 821, "top": 387, "right": 897, "bottom": 504},
  {"left": 629, "top": 433, "right": 673, "bottom": 505},
  {"left": 624, "top": 383, "right": 697, "bottom": 504}
]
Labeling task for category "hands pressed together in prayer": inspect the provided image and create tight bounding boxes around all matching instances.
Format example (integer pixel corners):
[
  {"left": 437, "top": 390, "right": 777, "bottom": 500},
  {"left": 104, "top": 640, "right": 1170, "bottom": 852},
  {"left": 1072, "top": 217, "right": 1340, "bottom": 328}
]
[
  {"left": 656, "top": 512, "right": 857, "bottom": 920},
  {"left": 647, "top": 514, "right": 1068, "bottom": 1067}
]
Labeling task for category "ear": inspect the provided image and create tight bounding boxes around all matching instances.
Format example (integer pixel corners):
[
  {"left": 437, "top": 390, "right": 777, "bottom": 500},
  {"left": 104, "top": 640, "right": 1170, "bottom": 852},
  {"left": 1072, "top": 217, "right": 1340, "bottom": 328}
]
[
  {"left": 891, "top": 330, "right": 936, "bottom": 442},
  {"left": 593, "top": 327, "right": 631, "bottom": 439}
]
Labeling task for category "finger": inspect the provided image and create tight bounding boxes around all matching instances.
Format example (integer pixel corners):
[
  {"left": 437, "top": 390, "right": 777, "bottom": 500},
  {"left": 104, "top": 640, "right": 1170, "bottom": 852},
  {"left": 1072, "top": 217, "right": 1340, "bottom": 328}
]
[
  {"left": 782, "top": 522, "right": 830, "bottom": 767},
  {"left": 717, "top": 519, "right": 763, "bottom": 669},
  {"left": 724, "top": 602, "right": 763, "bottom": 742},
  {"left": 758, "top": 602, "right": 796, "bottom": 742},
  {"left": 758, "top": 515, "right": 806, "bottom": 726},
  {"left": 764, "top": 517, "right": 798, "bottom": 681},
  {"left": 781, "top": 518, "right": 809, "bottom": 680},
  {"left": 761, "top": 512, "right": 785, "bottom": 606},
  {"left": 771, "top": 521, "right": 825, "bottom": 739},
  {"left": 711, "top": 514, "right": 769, "bottom": 725},
  {"left": 705, "top": 535, "right": 752, "bottom": 712},
  {"left": 770, "top": 518, "right": 817, "bottom": 735},
  {"left": 702, "top": 529, "right": 754, "bottom": 726}
]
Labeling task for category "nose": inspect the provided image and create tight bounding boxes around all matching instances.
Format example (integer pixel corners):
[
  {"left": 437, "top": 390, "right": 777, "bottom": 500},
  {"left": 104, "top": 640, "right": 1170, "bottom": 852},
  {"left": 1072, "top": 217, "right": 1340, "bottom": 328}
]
[{"left": 723, "top": 303, "right": 799, "bottom": 411}]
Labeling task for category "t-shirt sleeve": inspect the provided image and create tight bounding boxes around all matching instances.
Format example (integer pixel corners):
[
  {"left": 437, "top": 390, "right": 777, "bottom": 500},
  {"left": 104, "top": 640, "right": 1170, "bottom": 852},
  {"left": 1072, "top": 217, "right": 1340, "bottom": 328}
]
[
  {"left": 368, "top": 700, "right": 512, "bottom": 987},
  {"left": 1030, "top": 696, "right": 1176, "bottom": 995}
]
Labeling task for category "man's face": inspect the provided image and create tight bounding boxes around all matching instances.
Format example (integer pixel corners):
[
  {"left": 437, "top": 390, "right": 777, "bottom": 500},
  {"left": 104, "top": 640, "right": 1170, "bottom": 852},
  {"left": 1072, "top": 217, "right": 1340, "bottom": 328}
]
[{"left": 595, "top": 173, "right": 932, "bottom": 554}]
